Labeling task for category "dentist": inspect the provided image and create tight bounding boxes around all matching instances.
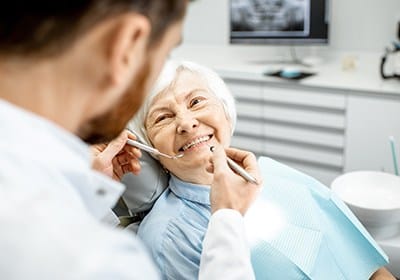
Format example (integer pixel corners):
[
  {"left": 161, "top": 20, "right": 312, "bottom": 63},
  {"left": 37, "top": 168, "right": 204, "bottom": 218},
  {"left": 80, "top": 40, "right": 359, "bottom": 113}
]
[{"left": 0, "top": 1, "right": 261, "bottom": 279}]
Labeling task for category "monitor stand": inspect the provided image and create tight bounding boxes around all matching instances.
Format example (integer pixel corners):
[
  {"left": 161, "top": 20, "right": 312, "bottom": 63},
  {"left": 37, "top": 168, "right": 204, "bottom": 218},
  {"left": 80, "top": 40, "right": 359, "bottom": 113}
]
[
  {"left": 248, "top": 46, "right": 320, "bottom": 68},
  {"left": 272, "top": 46, "right": 312, "bottom": 67}
]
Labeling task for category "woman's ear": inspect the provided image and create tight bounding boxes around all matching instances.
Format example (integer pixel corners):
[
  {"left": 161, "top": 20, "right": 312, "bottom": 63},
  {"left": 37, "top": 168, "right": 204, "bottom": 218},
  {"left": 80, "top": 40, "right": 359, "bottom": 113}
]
[
  {"left": 106, "top": 13, "right": 151, "bottom": 87},
  {"left": 227, "top": 116, "right": 234, "bottom": 135}
]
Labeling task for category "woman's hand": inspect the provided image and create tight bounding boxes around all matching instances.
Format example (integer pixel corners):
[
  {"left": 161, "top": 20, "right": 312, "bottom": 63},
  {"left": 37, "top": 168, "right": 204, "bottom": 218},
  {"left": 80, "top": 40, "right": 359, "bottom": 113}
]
[
  {"left": 91, "top": 130, "right": 142, "bottom": 181},
  {"left": 209, "top": 147, "right": 262, "bottom": 216}
]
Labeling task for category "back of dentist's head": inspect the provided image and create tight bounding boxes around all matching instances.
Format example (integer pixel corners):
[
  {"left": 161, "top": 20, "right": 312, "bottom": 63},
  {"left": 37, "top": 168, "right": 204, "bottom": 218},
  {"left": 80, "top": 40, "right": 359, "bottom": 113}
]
[
  {"left": 129, "top": 60, "right": 237, "bottom": 148},
  {"left": 0, "top": 0, "right": 186, "bottom": 57}
]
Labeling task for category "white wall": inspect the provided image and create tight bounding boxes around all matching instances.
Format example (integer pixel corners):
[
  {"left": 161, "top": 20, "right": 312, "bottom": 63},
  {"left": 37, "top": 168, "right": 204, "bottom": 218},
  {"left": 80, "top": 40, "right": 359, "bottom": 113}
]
[{"left": 183, "top": 0, "right": 400, "bottom": 52}]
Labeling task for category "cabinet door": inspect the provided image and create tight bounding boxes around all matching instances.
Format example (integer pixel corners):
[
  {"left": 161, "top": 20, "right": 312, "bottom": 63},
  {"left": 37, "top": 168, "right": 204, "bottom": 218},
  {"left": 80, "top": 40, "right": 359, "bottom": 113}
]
[
  {"left": 345, "top": 95, "right": 400, "bottom": 174},
  {"left": 260, "top": 86, "right": 347, "bottom": 185}
]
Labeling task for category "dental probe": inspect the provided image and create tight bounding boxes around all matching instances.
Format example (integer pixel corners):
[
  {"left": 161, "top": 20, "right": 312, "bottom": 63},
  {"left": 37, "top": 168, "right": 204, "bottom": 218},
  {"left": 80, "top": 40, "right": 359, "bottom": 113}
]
[
  {"left": 210, "top": 146, "right": 258, "bottom": 184},
  {"left": 126, "top": 139, "right": 184, "bottom": 159}
]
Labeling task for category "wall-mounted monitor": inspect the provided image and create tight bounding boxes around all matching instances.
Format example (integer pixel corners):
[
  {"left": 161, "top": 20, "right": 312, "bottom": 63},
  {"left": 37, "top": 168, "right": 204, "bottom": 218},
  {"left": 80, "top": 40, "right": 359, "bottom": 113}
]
[{"left": 230, "top": 0, "right": 329, "bottom": 45}]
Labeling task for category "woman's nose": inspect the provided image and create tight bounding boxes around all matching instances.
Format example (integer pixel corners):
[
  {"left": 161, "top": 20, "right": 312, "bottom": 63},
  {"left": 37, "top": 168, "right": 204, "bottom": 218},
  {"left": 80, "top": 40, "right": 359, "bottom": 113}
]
[{"left": 176, "top": 114, "right": 199, "bottom": 134}]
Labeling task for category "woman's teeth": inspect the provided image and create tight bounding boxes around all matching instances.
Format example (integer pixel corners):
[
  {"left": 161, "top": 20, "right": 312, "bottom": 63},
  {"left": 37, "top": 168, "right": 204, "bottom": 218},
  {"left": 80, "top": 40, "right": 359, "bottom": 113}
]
[{"left": 181, "top": 135, "right": 211, "bottom": 151}]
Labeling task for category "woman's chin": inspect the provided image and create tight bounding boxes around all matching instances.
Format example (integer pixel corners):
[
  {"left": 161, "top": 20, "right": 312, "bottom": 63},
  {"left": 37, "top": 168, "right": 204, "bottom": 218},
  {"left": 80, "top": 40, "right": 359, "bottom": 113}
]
[{"left": 179, "top": 150, "right": 212, "bottom": 168}]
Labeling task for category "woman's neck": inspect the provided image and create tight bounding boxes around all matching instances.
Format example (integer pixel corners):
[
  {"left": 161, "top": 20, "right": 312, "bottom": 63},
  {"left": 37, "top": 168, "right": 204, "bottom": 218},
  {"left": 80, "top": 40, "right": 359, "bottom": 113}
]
[{"left": 172, "top": 166, "right": 213, "bottom": 186}]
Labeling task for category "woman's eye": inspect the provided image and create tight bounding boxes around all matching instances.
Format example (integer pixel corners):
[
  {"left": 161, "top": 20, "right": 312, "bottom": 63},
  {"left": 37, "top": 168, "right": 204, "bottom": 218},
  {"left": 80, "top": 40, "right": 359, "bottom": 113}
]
[
  {"left": 190, "top": 97, "right": 204, "bottom": 107},
  {"left": 155, "top": 115, "right": 169, "bottom": 124}
]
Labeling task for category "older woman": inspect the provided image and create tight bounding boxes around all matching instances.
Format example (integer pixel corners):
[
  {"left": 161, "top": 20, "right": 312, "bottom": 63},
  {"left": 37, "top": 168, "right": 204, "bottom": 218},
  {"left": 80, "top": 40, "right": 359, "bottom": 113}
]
[{"left": 129, "top": 60, "right": 393, "bottom": 280}]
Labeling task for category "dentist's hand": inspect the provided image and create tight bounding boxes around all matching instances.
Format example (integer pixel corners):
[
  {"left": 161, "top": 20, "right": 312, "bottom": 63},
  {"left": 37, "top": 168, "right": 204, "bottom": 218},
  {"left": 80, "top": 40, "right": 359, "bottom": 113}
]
[
  {"left": 370, "top": 267, "right": 396, "bottom": 280},
  {"left": 91, "top": 130, "right": 142, "bottom": 181},
  {"left": 209, "top": 147, "right": 262, "bottom": 216}
]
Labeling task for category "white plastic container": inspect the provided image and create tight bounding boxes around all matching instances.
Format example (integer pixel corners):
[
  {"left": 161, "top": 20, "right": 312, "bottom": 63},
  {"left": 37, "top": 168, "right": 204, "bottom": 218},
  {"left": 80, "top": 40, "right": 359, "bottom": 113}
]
[{"left": 331, "top": 171, "right": 400, "bottom": 239}]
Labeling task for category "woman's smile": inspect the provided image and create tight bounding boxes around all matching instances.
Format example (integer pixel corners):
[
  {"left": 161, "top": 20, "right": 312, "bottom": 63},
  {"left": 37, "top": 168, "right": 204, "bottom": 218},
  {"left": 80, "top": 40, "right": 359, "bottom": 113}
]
[{"left": 179, "top": 134, "right": 213, "bottom": 152}]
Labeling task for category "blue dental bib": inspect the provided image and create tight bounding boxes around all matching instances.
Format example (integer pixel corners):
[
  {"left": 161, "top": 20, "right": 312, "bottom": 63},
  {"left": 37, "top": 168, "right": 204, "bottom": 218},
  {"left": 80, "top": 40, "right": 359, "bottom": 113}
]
[{"left": 246, "top": 157, "right": 388, "bottom": 280}]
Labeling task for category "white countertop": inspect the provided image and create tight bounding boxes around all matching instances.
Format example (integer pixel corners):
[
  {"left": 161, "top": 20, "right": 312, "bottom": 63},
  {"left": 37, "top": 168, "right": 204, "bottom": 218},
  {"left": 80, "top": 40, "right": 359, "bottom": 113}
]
[{"left": 171, "top": 45, "right": 400, "bottom": 97}]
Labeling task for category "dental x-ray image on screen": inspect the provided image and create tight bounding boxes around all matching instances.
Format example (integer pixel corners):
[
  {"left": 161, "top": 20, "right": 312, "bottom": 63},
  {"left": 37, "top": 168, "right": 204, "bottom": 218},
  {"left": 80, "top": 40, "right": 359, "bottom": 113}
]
[
  {"left": 231, "top": 0, "right": 310, "bottom": 36},
  {"left": 230, "top": 0, "right": 329, "bottom": 45}
]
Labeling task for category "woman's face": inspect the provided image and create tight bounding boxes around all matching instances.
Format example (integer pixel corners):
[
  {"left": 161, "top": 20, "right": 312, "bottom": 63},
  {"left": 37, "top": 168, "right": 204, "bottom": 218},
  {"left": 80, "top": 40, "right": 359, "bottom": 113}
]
[{"left": 145, "top": 70, "right": 232, "bottom": 184}]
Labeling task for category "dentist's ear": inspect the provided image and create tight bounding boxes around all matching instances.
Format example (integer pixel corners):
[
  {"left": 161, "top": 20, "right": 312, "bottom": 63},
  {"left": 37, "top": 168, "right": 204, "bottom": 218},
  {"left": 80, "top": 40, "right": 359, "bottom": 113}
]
[{"left": 106, "top": 13, "right": 151, "bottom": 87}]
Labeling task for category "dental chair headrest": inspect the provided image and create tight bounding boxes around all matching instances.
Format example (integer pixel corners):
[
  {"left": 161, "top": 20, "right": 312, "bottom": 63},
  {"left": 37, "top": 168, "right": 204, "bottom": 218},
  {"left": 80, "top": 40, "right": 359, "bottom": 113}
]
[{"left": 119, "top": 131, "right": 169, "bottom": 214}]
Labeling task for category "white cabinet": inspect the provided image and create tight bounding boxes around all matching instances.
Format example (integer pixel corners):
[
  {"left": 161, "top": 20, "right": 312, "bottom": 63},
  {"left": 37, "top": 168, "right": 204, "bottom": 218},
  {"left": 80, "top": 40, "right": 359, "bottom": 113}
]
[
  {"left": 345, "top": 95, "right": 400, "bottom": 174},
  {"left": 227, "top": 80, "right": 347, "bottom": 185},
  {"left": 225, "top": 79, "right": 400, "bottom": 186}
]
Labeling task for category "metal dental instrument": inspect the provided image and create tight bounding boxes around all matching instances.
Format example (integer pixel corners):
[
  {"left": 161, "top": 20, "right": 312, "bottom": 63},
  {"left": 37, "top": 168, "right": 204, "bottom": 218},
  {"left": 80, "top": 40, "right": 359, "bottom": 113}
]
[
  {"left": 210, "top": 146, "right": 258, "bottom": 184},
  {"left": 126, "top": 139, "right": 184, "bottom": 160}
]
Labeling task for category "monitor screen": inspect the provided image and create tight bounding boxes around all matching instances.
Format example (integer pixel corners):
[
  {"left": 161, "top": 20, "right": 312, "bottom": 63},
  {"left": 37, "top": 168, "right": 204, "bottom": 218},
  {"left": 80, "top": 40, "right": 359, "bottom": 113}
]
[{"left": 230, "top": 0, "right": 329, "bottom": 45}]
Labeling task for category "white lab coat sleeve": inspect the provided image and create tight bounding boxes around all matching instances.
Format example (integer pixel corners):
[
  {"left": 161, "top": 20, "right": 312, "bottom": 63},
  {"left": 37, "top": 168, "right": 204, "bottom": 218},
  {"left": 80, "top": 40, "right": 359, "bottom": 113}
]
[{"left": 199, "top": 209, "right": 255, "bottom": 280}]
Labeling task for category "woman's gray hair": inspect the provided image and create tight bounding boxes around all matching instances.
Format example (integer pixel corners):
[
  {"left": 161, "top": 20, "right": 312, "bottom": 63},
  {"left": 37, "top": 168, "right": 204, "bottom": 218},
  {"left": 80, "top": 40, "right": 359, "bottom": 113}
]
[{"left": 128, "top": 60, "right": 237, "bottom": 147}]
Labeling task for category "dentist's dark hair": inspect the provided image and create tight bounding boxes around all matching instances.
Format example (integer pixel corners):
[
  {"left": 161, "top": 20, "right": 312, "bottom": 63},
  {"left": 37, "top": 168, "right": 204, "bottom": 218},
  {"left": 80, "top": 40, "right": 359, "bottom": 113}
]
[{"left": 0, "top": 0, "right": 187, "bottom": 58}]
